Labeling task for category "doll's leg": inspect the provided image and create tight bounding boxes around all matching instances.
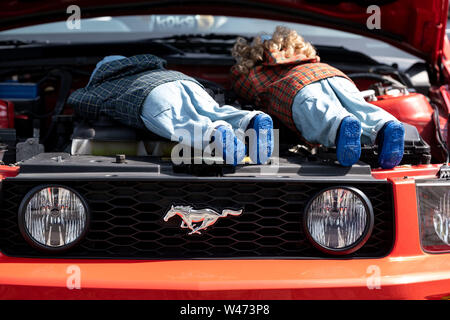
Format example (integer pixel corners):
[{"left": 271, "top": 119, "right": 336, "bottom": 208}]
[
  {"left": 326, "top": 77, "right": 400, "bottom": 145},
  {"left": 180, "top": 81, "right": 261, "bottom": 132},
  {"left": 212, "top": 125, "right": 246, "bottom": 166},
  {"left": 292, "top": 80, "right": 355, "bottom": 147},
  {"left": 327, "top": 77, "right": 404, "bottom": 168},
  {"left": 180, "top": 81, "right": 273, "bottom": 164},
  {"left": 199, "top": 101, "right": 274, "bottom": 165},
  {"left": 246, "top": 114, "right": 274, "bottom": 164},
  {"left": 140, "top": 80, "right": 245, "bottom": 165},
  {"left": 292, "top": 81, "right": 362, "bottom": 166}
]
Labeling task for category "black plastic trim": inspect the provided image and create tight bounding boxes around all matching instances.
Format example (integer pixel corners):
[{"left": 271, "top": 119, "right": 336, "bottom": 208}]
[{"left": 0, "top": 179, "right": 395, "bottom": 260}]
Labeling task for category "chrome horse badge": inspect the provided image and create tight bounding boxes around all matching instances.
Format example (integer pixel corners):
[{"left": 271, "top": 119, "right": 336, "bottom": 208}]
[{"left": 163, "top": 205, "right": 243, "bottom": 235}]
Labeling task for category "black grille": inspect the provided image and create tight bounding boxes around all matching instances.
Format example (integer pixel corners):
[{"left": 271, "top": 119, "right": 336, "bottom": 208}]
[{"left": 0, "top": 180, "right": 394, "bottom": 259}]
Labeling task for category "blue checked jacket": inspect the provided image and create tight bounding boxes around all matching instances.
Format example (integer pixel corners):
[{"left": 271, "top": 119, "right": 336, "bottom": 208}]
[{"left": 67, "top": 54, "right": 200, "bottom": 129}]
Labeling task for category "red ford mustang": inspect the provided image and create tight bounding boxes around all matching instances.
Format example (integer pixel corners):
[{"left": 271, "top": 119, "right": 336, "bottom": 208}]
[{"left": 0, "top": 0, "right": 449, "bottom": 300}]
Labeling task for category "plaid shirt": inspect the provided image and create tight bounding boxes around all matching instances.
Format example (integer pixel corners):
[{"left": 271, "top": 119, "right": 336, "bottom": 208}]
[
  {"left": 67, "top": 54, "right": 200, "bottom": 129},
  {"left": 231, "top": 50, "right": 351, "bottom": 132}
]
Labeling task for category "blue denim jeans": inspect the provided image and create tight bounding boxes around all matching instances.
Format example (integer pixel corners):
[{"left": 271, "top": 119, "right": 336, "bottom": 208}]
[
  {"left": 292, "top": 76, "right": 398, "bottom": 147},
  {"left": 140, "top": 80, "right": 261, "bottom": 148}
]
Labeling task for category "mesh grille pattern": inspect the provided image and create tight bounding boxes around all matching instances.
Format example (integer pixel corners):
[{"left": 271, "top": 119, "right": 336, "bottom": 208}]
[{"left": 0, "top": 180, "right": 394, "bottom": 259}]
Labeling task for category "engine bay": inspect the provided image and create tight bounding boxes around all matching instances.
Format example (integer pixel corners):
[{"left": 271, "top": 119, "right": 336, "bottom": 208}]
[{"left": 0, "top": 37, "right": 446, "bottom": 172}]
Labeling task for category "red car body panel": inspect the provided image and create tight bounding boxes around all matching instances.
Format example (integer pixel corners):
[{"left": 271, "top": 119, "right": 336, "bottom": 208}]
[
  {"left": 0, "top": 1, "right": 450, "bottom": 300},
  {"left": 0, "top": 0, "right": 448, "bottom": 66},
  {"left": 371, "top": 93, "right": 443, "bottom": 157},
  {"left": 0, "top": 100, "right": 14, "bottom": 129}
]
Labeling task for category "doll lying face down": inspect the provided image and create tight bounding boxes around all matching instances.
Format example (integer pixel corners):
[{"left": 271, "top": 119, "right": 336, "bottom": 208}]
[
  {"left": 68, "top": 54, "right": 274, "bottom": 166},
  {"left": 231, "top": 26, "right": 405, "bottom": 169}
]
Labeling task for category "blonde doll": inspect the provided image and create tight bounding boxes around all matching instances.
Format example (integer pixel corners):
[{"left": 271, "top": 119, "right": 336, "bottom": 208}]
[{"left": 231, "top": 26, "right": 404, "bottom": 168}]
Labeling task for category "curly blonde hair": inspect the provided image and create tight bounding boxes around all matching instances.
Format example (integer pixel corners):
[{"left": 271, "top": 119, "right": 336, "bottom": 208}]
[{"left": 231, "top": 26, "right": 318, "bottom": 75}]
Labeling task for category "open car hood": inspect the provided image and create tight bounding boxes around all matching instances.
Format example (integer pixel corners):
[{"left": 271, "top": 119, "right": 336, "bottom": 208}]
[{"left": 0, "top": 0, "right": 448, "bottom": 65}]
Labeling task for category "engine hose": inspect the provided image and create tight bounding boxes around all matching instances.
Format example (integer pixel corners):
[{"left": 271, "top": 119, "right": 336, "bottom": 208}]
[
  {"left": 431, "top": 102, "right": 450, "bottom": 164},
  {"left": 41, "top": 69, "right": 73, "bottom": 144},
  {"left": 347, "top": 73, "right": 406, "bottom": 88}
]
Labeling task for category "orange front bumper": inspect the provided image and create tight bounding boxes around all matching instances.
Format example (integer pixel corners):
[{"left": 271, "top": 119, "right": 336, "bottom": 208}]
[{"left": 0, "top": 254, "right": 449, "bottom": 299}]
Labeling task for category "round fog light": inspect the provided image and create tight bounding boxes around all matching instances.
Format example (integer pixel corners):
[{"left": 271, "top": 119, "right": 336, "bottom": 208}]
[
  {"left": 18, "top": 185, "right": 89, "bottom": 251},
  {"left": 304, "top": 187, "right": 373, "bottom": 255}
]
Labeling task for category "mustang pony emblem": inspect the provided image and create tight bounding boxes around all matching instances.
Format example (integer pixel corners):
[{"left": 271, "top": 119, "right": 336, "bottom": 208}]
[{"left": 163, "top": 205, "right": 243, "bottom": 235}]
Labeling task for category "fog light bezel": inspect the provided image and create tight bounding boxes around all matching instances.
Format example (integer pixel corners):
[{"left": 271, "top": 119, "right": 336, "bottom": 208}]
[
  {"left": 303, "top": 186, "right": 374, "bottom": 255},
  {"left": 18, "top": 184, "right": 90, "bottom": 253}
]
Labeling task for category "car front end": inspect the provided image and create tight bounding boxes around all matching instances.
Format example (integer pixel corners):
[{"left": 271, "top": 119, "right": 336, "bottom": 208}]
[{"left": 0, "top": 0, "right": 449, "bottom": 300}]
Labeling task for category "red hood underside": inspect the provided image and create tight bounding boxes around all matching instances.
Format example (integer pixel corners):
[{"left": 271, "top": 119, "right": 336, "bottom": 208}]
[{"left": 0, "top": 0, "right": 448, "bottom": 65}]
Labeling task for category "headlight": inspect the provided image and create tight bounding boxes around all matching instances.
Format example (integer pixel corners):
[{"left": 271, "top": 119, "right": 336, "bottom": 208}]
[
  {"left": 304, "top": 187, "right": 374, "bottom": 255},
  {"left": 417, "top": 182, "right": 450, "bottom": 252},
  {"left": 18, "top": 185, "right": 89, "bottom": 251}
]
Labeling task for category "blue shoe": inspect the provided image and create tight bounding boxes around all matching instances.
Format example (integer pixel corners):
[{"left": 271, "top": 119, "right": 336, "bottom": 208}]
[
  {"left": 377, "top": 121, "right": 404, "bottom": 169},
  {"left": 336, "top": 117, "right": 361, "bottom": 167},
  {"left": 247, "top": 114, "right": 274, "bottom": 164},
  {"left": 213, "top": 126, "right": 246, "bottom": 166}
]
